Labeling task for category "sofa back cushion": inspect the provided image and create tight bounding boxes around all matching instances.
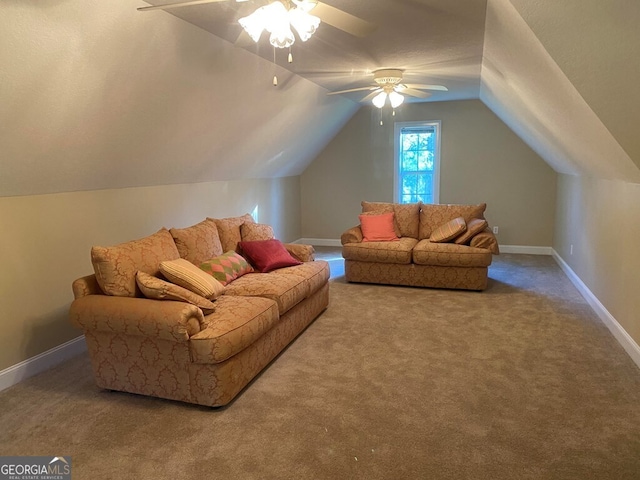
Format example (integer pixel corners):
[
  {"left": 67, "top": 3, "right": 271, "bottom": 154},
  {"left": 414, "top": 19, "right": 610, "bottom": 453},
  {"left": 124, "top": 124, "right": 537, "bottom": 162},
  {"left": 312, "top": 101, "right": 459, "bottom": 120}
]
[
  {"left": 419, "top": 203, "right": 486, "bottom": 240},
  {"left": 212, "top": 213, "right": 255, "bottom": 252},
  {"left": 91, "top": 228, "right": 180, "bottom": 297},
  {"left": 361, "top": 201, "right": 420, "bottom": 238},
  {"left": 170, "top": 218, "right": 223, "bottom": 265},
  {"left": 240, "top": 222, "right": 275, "bottom": 242}
]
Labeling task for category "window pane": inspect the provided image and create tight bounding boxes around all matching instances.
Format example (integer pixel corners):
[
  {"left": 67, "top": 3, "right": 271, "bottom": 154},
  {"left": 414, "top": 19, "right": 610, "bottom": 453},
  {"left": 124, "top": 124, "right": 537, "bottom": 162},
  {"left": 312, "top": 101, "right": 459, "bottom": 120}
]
[
  {"left": 402, "top": 133, "right": 418, "bottom": 152},
  {"left": 401, "top": 151, "right": 417, "bottom": 172},
  {"left": 417, "top": 151, "right": 433, "bottom": 171}
]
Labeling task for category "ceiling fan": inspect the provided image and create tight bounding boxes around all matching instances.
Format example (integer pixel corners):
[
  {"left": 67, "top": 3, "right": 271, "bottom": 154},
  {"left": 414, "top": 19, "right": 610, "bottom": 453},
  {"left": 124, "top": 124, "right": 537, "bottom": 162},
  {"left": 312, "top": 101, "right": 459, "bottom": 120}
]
[
  {"left": 327, "top": 69, "right": 448, "bottom": 108},
  {"left": 137, "top": 0, "right": 377, "bottom": 39}
]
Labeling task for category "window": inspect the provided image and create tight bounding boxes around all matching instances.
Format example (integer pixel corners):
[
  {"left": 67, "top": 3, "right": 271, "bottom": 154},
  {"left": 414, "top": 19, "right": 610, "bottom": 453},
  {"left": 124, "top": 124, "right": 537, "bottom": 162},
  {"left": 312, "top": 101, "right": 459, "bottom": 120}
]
[{"left": 394, "top": 121, "right": 440, "bottom": 204}]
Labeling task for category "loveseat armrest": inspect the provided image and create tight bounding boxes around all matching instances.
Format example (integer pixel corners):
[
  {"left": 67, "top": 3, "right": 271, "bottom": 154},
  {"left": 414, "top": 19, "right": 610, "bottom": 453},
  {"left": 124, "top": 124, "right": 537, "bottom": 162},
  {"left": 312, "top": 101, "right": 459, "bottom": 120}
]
[
  {"left": 284, "top": 243, "right": 315, "bottom": 262},
  {"left": 69, "top": 295, "right": 205, "bottom": 342},
  {"left": 72, "top": 274, "right": 103, "bottom": 299},
  {"left": 470, "top": 228, "right": 500, "bottom": 255},
  {"left": 341, "top": 226, "right": 363, "bottom": 245}
]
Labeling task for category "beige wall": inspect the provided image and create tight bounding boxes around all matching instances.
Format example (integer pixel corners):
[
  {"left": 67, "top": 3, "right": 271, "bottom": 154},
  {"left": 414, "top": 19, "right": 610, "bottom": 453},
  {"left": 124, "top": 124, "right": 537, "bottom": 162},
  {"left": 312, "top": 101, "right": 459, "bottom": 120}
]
[
  {"left": 0, "top": 177, "right": 300, "bottom": 371},
  {"left": 555, "top": 174, "right": 640, "bottom": 345},
  {"left": 301, "top": 100, "right": 557, "bottom": 245}
]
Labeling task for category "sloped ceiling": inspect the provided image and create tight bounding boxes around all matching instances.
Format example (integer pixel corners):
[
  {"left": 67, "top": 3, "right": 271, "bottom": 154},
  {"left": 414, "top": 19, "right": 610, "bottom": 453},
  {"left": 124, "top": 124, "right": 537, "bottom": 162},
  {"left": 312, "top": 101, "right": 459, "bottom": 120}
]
[{"left": 2, "top": 0, "right": 639, "bottom": 197}]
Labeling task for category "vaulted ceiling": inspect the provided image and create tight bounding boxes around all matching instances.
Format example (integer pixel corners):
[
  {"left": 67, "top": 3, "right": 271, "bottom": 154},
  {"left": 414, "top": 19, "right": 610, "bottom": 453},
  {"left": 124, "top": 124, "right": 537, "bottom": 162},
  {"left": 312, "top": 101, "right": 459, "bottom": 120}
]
[{"left": 1, "top": 0, "right": 639, "bottom": 197}]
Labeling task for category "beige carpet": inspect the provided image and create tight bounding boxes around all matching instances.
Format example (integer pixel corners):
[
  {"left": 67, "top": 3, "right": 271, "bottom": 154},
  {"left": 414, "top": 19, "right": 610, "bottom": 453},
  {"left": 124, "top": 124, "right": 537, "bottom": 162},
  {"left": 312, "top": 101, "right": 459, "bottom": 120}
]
[{"left": 2, "top": 253, "right": 640, "bottom": 480}]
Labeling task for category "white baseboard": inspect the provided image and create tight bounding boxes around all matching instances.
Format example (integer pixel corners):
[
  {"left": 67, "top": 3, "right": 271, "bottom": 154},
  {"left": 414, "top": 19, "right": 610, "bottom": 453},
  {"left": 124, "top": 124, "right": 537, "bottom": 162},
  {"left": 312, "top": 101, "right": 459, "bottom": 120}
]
[
  {"left": 0, "top": 335, "right": 87, "bottom": 393},
  {"left": 552, "top": 250, "right": 640, "bottom": 369},
  {"left": 295, "top": 238, "right": 342, "bottom": 247},
  {"left": 499, "top": 245, "right": 554, "bottom": 255}
]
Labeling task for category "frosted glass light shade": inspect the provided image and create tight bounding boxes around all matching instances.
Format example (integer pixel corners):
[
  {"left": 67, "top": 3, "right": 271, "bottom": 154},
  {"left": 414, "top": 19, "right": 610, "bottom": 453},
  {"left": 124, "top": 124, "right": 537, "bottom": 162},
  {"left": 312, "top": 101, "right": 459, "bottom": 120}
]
[
  {"left": 238, "top": 7, "right": 267, "bottom": 42},
  {"left": 389, "top": 91, "right": 405, "bottom": 108},
  {"left": 289, "top": 7, "right": 320, "bottom": 42},
  {"left": 372, "top": 91, "right": 387, "bottom": 108}
]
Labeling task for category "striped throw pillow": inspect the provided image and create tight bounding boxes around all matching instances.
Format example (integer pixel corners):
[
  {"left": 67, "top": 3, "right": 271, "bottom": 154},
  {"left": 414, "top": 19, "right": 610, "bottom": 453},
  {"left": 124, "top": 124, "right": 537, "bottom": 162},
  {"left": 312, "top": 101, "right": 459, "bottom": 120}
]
[
  {"left": 430, "top": 217, "right": 467, "bottom": 243},
  {"left": 159, "top": 259, "right": 225, "bottom": 299}
]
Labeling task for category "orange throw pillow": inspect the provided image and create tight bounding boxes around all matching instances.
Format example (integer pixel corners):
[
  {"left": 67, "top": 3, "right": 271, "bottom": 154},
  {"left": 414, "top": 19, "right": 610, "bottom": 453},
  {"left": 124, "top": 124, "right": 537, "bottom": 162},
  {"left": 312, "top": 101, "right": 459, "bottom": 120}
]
[{"left": 359, "top": 212, "right": 400, "bottom": 242}]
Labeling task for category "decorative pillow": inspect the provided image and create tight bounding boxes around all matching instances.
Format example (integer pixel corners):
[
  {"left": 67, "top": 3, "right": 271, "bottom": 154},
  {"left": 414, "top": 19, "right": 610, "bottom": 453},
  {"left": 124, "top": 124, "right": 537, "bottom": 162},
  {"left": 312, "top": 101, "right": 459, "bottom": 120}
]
[
  {"left": 361, "top": 201, "right": 421, "bottom": 238},
  {"left": 91, "top": 228, "right": 180, "bottom": 297},
  {"left": 430, "top": 217, "right": 467, "bottom": 243},
  {"left": 136, "top": 271, "right": 216, "bottom": 314},
  {"left": 454, "top": 218, "right": 488, "bottom": 245},
  {"left": 170, "top": 218, "right": 223, "bottom": 265},
  {"left": 212, "top": 214, "right": 255, "bottom": 252},
  {"left": 199, "top": 251, "right": 254, "bottom": 285},
  {"left": 358, "top": 212, "right": 400, "bottom": 242},
  {"left": 238, "top": 239, "right": 303, "bottom": 273},
  {"left": 240, "top": 223, "right": 275, "bottom": 242},
  {"left": 159, "top": 259, "right": 225, "bottom": 299}
]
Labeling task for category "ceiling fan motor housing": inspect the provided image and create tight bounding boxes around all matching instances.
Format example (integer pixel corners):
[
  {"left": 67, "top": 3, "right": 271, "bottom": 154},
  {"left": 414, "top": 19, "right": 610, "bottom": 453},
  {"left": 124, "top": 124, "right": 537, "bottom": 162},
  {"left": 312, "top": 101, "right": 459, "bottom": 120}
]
[{"left": 373, "top": 68, "right": 404, "bottom": 86}]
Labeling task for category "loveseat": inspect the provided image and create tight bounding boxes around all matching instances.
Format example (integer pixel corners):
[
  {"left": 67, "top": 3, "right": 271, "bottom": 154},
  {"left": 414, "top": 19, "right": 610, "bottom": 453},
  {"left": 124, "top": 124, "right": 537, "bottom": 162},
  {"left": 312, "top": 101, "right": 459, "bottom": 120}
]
[
  {"left": 69, "top": 214, "right": 329, "bottom": 407},
  {"left": 341, "top": 202, "right": 499, "bottom": 291}
]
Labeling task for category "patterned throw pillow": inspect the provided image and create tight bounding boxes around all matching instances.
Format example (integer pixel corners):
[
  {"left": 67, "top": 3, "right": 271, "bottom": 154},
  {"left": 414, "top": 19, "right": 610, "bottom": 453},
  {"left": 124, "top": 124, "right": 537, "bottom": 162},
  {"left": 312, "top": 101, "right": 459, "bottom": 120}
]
[
  {"left": 136, "top": 271, "right": 216, "bottom": 314},
  {"left": 454, "top": 218, "right": 488, "bottom": 245},
  {"left": 240, "top": 223, "right": 275, "bottom": 242},
  {"left": 238, "top": 239, "right": 303, "bottom": 273},
  {"left": 200, "top": 251, "right": 254, "bottom": 286},
  {"left": 358, "top": 212, "right": 400, "bottom": 242},
  {"left": 430, "top": 217, "right": 467, "bottom": 243},
  {"left": 159, "top": 259, "right": 225, "bottom": 299}
]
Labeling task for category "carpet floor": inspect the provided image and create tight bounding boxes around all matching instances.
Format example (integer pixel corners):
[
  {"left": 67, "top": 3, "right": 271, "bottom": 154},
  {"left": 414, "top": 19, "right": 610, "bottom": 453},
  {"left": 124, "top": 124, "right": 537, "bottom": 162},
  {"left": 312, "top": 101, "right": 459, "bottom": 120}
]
[{"left": 1, "top": 253, "right": 640, "bottom": 480}]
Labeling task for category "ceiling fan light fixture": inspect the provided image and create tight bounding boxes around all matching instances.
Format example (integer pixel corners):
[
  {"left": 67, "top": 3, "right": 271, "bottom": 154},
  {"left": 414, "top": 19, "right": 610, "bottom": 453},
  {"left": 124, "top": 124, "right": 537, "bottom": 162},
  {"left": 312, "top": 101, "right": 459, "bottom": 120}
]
[
  {"left": 288, "top": 7, "right": 320, "bottom": 42},
  {"left": 238, "top": 6, "right": 267, "bottom": 42},
  {"left": 372, "top": 91, "right": 387, "bottom": 108},
  {"left": 389, "top": 90, "right": 404, "bottom": 108}
]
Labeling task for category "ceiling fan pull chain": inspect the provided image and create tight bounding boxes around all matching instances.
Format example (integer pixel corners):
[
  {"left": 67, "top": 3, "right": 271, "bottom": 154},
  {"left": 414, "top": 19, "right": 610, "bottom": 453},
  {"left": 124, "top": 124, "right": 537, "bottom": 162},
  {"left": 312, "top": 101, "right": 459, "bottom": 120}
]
[
  {"left": 273, "top": 47, "right": 278, "bottom": 86},
  {"left": 288, "top": 47, "right": 293, "bottom": 64},
  {"left": 379, "top": 108, "right": 383, "bottom": 126}
]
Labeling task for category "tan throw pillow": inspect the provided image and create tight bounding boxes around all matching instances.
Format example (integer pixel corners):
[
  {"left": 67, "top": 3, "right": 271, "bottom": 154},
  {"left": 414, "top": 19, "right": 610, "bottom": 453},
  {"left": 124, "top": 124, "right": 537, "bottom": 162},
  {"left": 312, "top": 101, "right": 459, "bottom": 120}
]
[
  {"left": 136, "top": 271, "right": 216, "bottom": 314},
  {"left": 91, "top": 228, "right": 180, "bottom": 297},
  {"left": 170, "top": 218, "right": 223, "bottom": 265},
  {"left": 212, "top": 213, "right": 255, "bottom": 252},
  {"left": 159, "top": 259, "right": 225, "bottom": 300},
  {"left": 241, "top": 223, "right": 275, "bottom": 242},
  {"left": 430, "top": 217, "right": 467, "bottom": 243},
  {"left": 454, "top": 218, "right": 488, "bottom": 245}
]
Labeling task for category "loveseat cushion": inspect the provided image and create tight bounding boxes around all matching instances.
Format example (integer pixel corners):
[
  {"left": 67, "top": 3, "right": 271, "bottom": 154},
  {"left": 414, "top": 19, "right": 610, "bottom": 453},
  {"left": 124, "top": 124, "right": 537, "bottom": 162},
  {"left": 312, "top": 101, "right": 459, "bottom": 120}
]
[
  {"left": 91, "top": 228, "right": 180, "bottom": 298},
  {"left": 170, "top": 218, "right": 223, "bottom": 265},
  {"left": 189, "top": 295, "right": 279, "bottom": 364},
  {"left": 362, "top": 201, "right": 421, "bottom": 238},
  {"left": 412, "top": 240, "right": 492, "bottom": 267},
  {"left": 419, "top": 203, "right": 486, "bottom": 240},
  {"left": 212, "top": 214, "right": 255, "bottom": 252},
  {"left": 342, "top": 237, "right": 418, "bottom": 264}
]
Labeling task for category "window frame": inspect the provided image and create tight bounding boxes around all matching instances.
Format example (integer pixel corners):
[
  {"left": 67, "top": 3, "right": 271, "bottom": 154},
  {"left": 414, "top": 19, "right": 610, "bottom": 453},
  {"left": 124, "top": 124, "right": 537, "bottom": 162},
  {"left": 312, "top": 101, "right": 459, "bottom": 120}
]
[{"left": 393, "top": 120, "right": 441, "bottom": 205}]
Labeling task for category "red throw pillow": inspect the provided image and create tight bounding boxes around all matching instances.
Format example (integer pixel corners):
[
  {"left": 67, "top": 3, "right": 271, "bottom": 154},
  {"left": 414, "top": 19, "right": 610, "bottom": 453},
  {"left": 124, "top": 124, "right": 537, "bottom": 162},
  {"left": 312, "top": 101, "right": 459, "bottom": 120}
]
[
  {"left": 358, "top": 212, "right": 399, "bottom": 242},
  {"left": 238, "top": 239, "right": 302, "bottom": 273}
]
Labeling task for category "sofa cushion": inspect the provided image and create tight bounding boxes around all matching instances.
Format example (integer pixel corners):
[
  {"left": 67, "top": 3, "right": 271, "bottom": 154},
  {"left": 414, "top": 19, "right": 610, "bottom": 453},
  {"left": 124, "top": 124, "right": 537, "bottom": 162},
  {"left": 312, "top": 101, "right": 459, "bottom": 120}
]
[
  {"left": 272, "top": 260, "right": 330, "bottom": 297},
  {"left": 199, "top": 251, "right": 254, "bottom": 286},
  {"left": 239, "top": 239, "right": 302, "bottom": 273},
  {"left": 430, "top": 217, "right": 467, "bottom": 243},
  {"left": 91, "top": 228, "right": 180, "bottom": 298},
  {"left": 419, "top": 203, "right": 486, "bottom": 240},
  {"left": 136, "top": 271, "right": 216, "bottom": 314},
  {"left": 359, "top": 212, "right": 399, "bottom": 242},
  {"left": 361, "top": 201, "right": 421, "bottom": 238},
  {"left": 159, "top": 259, "right": 225, "bottom": 300},
  {"left": 342, "top": 237, "right": 418, "bottom": 264},
  {"left": 240, "top": 222, "right": 275, "bottom": 242},
  {"left": 222, "top": 270, "right": 310, "bottom": 314},
  {"left": 454, "top": 218, "right": 489, "bottom": 245},
  {"left": 212, "top": 214, "right": 255, "bottom": 252},
  {"left": 189, "top": 295, "right": 279, "bottom": 364},
  {"left": 412, "top": 240, "right": 492, "bottom": 267},
  {"left": 170, "top": 219, "right": 223, "bottom": 265}
]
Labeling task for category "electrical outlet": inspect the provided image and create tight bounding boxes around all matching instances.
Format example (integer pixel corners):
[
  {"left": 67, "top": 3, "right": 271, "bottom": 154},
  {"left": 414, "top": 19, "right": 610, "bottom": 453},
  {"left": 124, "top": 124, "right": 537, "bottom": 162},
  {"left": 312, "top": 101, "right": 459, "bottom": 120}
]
[
  {"left": 570, "top": 244, "right": 573, "bottom": 255},
  {"left": 492, "top": 226, "right": 499, "bottom": 234}
]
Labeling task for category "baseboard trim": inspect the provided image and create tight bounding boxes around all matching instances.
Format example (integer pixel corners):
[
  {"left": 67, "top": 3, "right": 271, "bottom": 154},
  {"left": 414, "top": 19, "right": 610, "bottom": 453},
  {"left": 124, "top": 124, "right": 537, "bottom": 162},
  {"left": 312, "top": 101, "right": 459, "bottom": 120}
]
[
  {"left": 296, "top": 238, "right": 342, "bottom": 247},
  {"left": 552, "top": 250, "right": 640, "bottom": 369},
  {"left": 0, "top": 335, "right": 87, "bottom": 393},
  {"left": 499, "top": 245, "right": 554, "bottom": 255}
]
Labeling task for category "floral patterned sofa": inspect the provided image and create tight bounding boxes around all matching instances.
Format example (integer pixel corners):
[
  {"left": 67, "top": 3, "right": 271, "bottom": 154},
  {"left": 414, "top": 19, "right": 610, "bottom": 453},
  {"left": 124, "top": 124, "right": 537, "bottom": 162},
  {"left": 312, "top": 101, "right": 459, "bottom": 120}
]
[
  {"left": 69, "top": 214, "right": 329, "bottom": 407},
  {"left": 341, "top": 202, "right": 499, "bottom": 291}
]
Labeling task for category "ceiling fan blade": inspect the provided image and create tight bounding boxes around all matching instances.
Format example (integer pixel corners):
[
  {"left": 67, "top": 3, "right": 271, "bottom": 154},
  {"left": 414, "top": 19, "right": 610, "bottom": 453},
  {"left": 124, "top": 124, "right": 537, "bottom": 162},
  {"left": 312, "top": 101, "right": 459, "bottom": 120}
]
[
  {"left": 403, "top": 84, "right": 449, "bottom": 91},
  {"left": 361, "top": 89, "right": 382, "bottom": 103},
  {"left": 399, "top": 88, "right": 432, "bottom": 99},
  {"left": 137, "top": 0, "right": 227, "bottom": 12},
  {"left": 327, "top": 86, "right": 376, "bottom": 95},
  {"left": 313, "top": 2, "right": 377, "bottom": 37}
]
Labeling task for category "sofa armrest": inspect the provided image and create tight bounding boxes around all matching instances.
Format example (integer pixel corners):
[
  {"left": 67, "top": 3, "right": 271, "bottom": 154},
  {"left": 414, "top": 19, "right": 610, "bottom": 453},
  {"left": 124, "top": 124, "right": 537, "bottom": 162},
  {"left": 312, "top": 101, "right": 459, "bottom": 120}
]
[
  {"left": 283, "top": 243, "right": 315, "bottom": 262},
  {"left": 341, "top": 226, "right": 363, "bottom": 245},
  {"left": 470, "top": 228, "right": 500, "bottom": 254},
  {"left": 72, "top": 274, "right": 103, "bottom": 299},
  {"left": 69, "top": 295, "right": 205, "bottom": 342}
]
